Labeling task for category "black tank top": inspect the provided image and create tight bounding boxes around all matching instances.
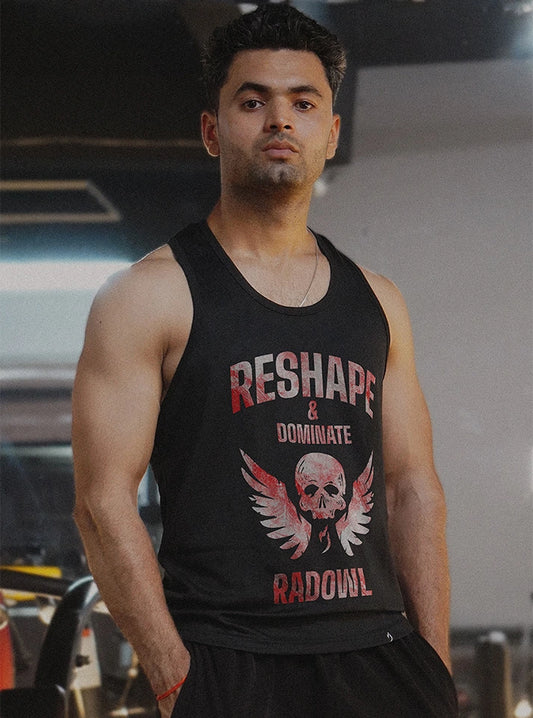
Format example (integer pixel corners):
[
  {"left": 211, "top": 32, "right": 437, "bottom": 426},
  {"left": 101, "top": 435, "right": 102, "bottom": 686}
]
[{"left": 151, "top": 221, "right": 409, "bottom": 654}]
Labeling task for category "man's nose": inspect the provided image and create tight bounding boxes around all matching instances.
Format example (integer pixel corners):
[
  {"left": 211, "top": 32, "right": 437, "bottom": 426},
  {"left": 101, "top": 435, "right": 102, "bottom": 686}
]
[{"left": 265, "top": 100, "right": 293, "bottom": 133}]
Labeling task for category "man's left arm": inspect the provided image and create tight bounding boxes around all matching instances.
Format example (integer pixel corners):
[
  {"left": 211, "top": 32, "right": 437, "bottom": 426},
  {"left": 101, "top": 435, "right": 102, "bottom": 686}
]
[{"left": 368, "top": 272, "right": 452, "bottom": 671}]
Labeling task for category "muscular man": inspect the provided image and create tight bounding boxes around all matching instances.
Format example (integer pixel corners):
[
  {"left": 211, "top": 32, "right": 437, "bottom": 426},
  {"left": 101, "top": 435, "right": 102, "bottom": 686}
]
[{"left": 72, "top": 6, "right": 458, "bottom": 717}]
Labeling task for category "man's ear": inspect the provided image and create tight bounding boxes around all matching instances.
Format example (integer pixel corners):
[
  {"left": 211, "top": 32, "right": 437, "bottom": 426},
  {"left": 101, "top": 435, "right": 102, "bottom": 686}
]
[
  {"left": 326, "top": 114, "right": 341, "bottom": 160},
  {"left": 201, "top": 110, "right": 220, "bottom": 157}
]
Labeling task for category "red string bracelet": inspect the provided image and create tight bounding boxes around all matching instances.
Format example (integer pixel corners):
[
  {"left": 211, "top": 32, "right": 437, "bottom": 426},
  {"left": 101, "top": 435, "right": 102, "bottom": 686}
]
[{"left": 156, "top": 676, "right": 187, "bottom": 702}]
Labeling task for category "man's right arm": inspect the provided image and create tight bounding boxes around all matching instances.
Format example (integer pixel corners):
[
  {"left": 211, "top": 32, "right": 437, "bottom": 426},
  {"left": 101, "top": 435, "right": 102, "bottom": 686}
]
[{"left": 72, "top": 253, "right": 192, "bottom": 715}]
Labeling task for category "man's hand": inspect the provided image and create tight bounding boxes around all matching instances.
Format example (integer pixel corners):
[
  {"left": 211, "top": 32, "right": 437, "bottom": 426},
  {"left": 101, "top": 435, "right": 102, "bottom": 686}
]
[
  {"left": 155, "top": 655, "right": 190, "bottom": 718},
  {"left": 158, "top": 691, "right": 180, "bottom": 718}
]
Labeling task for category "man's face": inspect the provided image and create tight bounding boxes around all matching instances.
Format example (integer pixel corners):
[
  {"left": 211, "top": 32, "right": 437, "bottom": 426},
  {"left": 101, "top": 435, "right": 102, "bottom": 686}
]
[{"left": 201, "top": 49, "right": 340, "bottom": 196}]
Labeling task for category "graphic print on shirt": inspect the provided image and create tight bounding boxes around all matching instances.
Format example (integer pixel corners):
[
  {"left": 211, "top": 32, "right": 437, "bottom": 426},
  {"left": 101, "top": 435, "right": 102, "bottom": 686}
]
[{"left": 241, "top": 449, "right": 374, "bottom": 559}]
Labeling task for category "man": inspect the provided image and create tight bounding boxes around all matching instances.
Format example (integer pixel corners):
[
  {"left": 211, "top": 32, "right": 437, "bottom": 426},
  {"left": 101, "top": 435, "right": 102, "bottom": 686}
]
[{"left": 72, "top": 5, "right": 458, "bottom": 717}]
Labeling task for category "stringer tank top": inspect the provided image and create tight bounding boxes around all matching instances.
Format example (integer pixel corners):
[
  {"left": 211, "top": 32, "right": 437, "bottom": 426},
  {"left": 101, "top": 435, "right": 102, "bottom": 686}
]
[{"left": 151, "top": 221, "right": 409, "bottom": 654}]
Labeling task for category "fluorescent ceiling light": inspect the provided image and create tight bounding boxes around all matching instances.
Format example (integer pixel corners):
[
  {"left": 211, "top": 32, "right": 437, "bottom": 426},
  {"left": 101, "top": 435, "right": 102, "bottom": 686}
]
[
  {"left": 0, "top": 260, "right": 131, "bottom": 292},
  {"left": 0, "top": 179, "right": 121, "bottom": 225}
]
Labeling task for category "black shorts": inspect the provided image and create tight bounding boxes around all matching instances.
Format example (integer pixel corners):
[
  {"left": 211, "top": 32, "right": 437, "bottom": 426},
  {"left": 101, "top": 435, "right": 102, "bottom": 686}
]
[{"left": 167, "top": 632, "right": 458, "bottom": 718}]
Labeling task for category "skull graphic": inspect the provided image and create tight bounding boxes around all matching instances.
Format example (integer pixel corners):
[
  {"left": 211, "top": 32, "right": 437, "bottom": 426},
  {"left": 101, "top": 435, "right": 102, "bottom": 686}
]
[{"left": 295, "top": 453, "right": 347, "bottom": 520}]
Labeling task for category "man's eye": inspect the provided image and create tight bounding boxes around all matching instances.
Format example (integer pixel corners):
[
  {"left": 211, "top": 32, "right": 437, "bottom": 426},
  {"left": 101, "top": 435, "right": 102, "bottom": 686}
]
[
  {"left": 296, "top": 101, "right": 313, "bottom": 110},
  {"left": 243, "top": 99, "right": 263, "bottom": 110}
]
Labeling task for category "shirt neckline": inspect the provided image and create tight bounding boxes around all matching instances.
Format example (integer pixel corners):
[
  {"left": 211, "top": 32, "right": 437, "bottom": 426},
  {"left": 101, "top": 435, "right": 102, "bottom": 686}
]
[{"left": 200, "top": 221, "right": 336, "bottom": 316}]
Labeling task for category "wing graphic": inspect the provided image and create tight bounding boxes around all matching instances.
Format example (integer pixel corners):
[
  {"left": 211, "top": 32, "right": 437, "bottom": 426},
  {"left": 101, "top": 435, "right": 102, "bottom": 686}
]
[
  {"left": 240, "top": 449, "right": 311, "bottom": 560},
  {"left": 335, "top": 452, "right": 374, "bottom": 556}
]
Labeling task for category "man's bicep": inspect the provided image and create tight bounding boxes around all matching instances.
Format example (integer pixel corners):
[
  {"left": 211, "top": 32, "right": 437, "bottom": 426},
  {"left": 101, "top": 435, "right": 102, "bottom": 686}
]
[{"left": 72, "top": 285, "right": 163, "bottom": 498}]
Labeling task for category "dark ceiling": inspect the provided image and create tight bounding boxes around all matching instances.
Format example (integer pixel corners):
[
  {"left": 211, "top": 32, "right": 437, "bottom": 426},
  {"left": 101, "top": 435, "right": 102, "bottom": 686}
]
[{"left": 1, "top": 0, "right": 532, "bottom": 261}]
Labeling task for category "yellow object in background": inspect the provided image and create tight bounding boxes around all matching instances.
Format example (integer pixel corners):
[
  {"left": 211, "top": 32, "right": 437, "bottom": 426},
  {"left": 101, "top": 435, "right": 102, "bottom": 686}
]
[{"left": 1, "top": 565, "right": 62, "bottom": 602}]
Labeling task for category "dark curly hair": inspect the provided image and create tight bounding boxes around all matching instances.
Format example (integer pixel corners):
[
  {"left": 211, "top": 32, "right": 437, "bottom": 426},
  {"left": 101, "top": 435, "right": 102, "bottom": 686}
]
[{"left": 201, "top": 4, "right": 347, "bottom": 111}]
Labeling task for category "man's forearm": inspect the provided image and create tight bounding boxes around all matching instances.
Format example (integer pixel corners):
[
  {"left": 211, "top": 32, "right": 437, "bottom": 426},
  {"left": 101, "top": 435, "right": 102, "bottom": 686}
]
[
  {"left": 387, "top": 474, "right": 452, "bottom": 670},
  {"left": 74, "top": 499, "right": 190, "bottom": 695}
]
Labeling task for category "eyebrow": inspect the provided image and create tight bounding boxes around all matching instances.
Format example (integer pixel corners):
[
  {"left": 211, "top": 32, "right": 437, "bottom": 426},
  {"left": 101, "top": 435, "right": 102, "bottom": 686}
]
[{"left": 234, "top": 82, "right": 324, "bottom": 99}]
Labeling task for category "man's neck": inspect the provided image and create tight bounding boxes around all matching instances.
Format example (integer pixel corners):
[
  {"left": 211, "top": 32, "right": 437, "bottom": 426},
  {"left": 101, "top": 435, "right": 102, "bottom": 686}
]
[
  {"left": 205, "top": 189, "right": 329, "bottom": 308},
  {"left": 207, "top": 189, "right": 313, "bottom": 258}
]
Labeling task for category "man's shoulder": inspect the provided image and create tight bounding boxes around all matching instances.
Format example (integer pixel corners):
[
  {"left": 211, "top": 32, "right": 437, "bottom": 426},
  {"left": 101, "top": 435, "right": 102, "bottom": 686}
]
[
  {"left": 356, "top": 265, "right": 410, "bottom": 331},
  {"left": 89, "top": 243, "right": 191, "bottom": 330},
  {"left": 358, "top": 265, "right": 400, "bottom": 301},
  {"left": 105, "top": 244, "right": 186, "bottom": 296},
  {"left": 133, "top": 243, "right": 182, "bottom": 281}
]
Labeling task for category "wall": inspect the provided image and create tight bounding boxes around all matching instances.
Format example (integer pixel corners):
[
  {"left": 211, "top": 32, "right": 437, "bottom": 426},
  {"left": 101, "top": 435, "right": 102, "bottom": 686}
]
[{"left": 309, "top": 58, "right": 533, "bottom": 628}]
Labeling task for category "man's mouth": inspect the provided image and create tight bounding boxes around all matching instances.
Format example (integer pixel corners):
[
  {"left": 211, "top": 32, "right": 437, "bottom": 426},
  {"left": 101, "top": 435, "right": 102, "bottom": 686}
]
[{"left": 262, "top": 140, "right": 298, "bottom": 158}]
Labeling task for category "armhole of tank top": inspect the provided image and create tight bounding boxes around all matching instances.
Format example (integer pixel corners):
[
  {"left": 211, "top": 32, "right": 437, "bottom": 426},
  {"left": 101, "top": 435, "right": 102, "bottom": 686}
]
[
  {"left": 323, "top": 239, "right": 391, "bottom": 364},
  {"left": 158, "top": 235, "right": 200, "bottom": 414},
  {"left": 354, "top": 263, "right": 391, "bottom": 365},
  {"left": 356, "top": 265, "right": 390, "bottom": 345}
]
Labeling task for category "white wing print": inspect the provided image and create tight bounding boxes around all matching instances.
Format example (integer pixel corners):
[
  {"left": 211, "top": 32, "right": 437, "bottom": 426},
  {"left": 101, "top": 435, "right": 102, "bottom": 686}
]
[
  {"left": 335, "top": 452, "right": 374, "bottom": 556},
  {"left": 240, "top": 449, "right": 311, "bottom": 559}
]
